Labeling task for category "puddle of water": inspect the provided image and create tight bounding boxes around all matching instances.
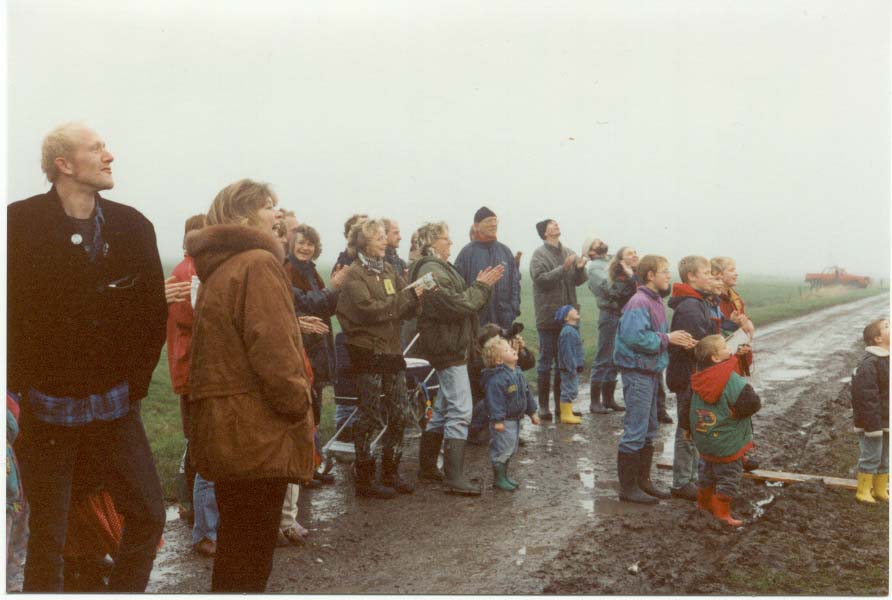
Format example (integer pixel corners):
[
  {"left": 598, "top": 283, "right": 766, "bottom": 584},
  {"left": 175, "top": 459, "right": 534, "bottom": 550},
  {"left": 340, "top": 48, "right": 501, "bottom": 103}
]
[
  {"left": 569, "top": 433, "right": 589, "bottom": 444},
  {"left": 594, "top": 497, "right": 653, "bottom": 516},
  {"left": 838, "top": 376, "right": 852, "bottom": 384},
  {"left": 519, "top": 458, "right": 534, "bottom": 465},
  {"left": 516, "top": 546, "right": 526, "bottom": 566},
  {"left": 580, "top": 499, "right": 594, "bottom": 516},
  {"left": 752, "top": 494, "right": 776, "bottom": 519},
  {"left": 595, "top": 480, "right": 617, "bottom": 491},
  {"left": 165, "top": 505, "right": 180, "bottom": 522},
  {"left": 766, "top": 481, "right": 784, "bottom": 487},
  {"left": 576, "top": 457, "right": 595, "bottom": 489},
  {"left": 762, "top": 367, "right": 815, "bottom": 382}
]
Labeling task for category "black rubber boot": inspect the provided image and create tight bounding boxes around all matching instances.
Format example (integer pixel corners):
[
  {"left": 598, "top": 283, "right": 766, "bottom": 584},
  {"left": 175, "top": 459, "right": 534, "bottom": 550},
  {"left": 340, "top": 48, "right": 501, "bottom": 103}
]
[
  {"left": 617, "top": 451, "right": 658, "bottom": 504},
  {"left": 381, "top": 449, "right": 415, "bottom": 494},
  {"left": 601, "top": 381, "right": 625, "bottom": 412},
  {"left": 442, "top": 438, "right": 481, "bottom": 496},
  {"left": 353, "top": 458, "right": 397, "bottom": 499},
  {"left": 418, "top": 430, "right": 446, "bottom": 481},
  {"left": 637, "top": 443, "right": 671, "bottom": 499},
  {"left": 537, "top": 373, "right": 553, "bottom": 421},
  {"left": 589, "top": 382, "right": 608, "bottom": 414}
]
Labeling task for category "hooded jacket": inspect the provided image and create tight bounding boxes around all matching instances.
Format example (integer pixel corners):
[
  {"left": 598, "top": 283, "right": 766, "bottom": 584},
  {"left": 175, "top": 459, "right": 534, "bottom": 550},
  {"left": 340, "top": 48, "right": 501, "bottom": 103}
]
[
  {"left": 689, "top": 356, "right": 761, "bottom": 462},
  {"left": 482, "top": 363, "right": 538, "bottom": 422},
  {"left": 530, "top": 242, "right": 588, "bottom": 330},
  {"left": 408, "top": 255, "right": 493, "bottom": 369},
  {"left": 851, "top": 346, "right": 890, "bottom": 434},
  {"left": 666, "top": 283, "right": 721, "bottom": 393},
  {"left": 613, "top": 286, "right": 670, "bottom": 373},
  {"left": 454, "top": 239, "right": 521, "bottom": 329},
  {"left": 187, "top": 224, "right": 314, "bottom": 483}
]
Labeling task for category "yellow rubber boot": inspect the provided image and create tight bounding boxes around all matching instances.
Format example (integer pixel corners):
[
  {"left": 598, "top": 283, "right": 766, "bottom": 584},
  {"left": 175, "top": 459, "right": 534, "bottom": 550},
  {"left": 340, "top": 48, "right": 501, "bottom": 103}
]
[
  {"left": 559, "top": 402, "right": 582, "bottom": 424},
  {"left": 873, "top": 473, "right": 889, "bottom": 502},
  {"left": 856, "top": 472, "right": 877, "bottom": 504}
]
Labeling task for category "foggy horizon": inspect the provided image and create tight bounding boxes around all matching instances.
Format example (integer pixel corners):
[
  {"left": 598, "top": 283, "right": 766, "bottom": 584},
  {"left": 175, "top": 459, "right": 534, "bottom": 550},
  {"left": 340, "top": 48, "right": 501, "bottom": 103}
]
[{"left": 7, "top": 1, "right": 890, "bottom": 281}]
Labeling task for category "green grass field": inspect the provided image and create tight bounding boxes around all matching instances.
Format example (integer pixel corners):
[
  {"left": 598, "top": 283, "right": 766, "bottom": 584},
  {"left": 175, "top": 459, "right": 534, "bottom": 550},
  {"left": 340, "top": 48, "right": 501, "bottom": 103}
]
[{"left": 146, "top": 274, "right": 886, "bottom": 498}]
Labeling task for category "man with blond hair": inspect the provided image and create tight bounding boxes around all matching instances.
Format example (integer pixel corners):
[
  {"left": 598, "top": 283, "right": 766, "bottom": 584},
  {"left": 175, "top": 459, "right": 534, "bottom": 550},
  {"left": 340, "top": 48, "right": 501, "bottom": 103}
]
[{"left": 8, "top": 123, "right": 167, "bottom": 592}]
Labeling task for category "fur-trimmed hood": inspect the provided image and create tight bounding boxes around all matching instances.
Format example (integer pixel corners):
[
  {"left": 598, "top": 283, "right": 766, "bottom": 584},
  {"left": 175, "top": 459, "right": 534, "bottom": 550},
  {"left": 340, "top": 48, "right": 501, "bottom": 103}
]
[{"left": 186, "top": 224, "right": 285, "bottom": 282}]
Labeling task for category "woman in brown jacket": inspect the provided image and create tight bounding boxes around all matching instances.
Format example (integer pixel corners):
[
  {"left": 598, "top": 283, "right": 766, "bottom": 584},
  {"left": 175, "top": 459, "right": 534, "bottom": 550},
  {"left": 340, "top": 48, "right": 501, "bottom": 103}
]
[
  {"left": 336, "top": 219, "right": 423, "bottom": 499},
  {"left": 186, "top": 179, "right": 313, "bottom": 593}
]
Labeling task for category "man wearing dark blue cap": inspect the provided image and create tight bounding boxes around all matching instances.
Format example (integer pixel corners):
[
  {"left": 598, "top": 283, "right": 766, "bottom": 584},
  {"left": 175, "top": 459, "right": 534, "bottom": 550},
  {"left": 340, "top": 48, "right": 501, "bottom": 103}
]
[{"left": 454, "top": 206, "right": 521, "bottom": 330}]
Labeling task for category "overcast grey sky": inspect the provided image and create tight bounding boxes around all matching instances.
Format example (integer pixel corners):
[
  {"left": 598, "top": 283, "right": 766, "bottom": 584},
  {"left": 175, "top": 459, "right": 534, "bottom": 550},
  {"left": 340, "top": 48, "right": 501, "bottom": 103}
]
[{"left": 7, "top": 0, "right": 890, "bottom": 279}]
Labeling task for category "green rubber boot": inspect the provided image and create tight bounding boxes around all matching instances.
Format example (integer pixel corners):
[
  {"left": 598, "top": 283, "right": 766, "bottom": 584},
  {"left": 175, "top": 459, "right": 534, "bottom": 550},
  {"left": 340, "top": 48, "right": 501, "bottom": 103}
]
[
  {"left": 493, "top": 463, "right": 517, "bottom": 491},
  {"left": 504, "top": 459, "right": 520, "bottom": 488}
]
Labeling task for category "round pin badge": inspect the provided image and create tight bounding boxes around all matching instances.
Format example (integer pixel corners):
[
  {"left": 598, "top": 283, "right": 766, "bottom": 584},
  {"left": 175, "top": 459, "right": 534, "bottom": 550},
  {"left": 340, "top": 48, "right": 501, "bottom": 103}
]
[{"left": 70, "top": 233, "right": 83, "bottom": 245}]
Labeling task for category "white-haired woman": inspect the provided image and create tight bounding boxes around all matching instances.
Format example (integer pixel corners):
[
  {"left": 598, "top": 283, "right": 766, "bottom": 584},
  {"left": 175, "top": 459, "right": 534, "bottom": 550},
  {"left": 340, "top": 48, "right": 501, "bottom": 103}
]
[
  {"left": 187, "top": 179, "right": 314, "bottom": 592},
  {"left": 335, "top": 219, "right": 423, "bottom": 499},
  {"left": 408, "top": 222, "right": 503, "bottom": 496}
]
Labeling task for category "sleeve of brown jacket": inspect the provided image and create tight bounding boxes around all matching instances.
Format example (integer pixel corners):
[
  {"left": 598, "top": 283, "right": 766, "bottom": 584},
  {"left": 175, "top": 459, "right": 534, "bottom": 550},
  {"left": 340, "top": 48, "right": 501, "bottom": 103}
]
[{"left": 241, "top": 253, "right": 312, "bottom": 421}]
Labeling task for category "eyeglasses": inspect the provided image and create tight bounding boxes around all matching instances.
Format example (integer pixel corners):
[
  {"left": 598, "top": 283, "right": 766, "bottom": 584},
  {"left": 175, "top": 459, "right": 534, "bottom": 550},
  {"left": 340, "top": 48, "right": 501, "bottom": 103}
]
[{"left": 658, "top": 270, "right": 671, "bottom": 275}]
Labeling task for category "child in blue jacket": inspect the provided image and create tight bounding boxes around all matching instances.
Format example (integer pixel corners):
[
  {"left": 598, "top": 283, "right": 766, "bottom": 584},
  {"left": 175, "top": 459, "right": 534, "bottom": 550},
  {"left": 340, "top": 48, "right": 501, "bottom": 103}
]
[
  {"left": 481, "top": 337, "right": 540, "bottom": 491},
  {"left": 555, "top": 304, "right": 585, "bottom": 425}
]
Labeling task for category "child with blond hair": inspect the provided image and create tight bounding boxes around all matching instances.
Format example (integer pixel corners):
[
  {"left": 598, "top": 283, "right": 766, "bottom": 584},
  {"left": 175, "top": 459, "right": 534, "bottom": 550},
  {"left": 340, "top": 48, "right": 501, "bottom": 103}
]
[
  {"left": 852, "top": 318, "right": 890, "bottom": 503},
  {"left": 481, "top": 337, "right": 540, "bottom": 490}
]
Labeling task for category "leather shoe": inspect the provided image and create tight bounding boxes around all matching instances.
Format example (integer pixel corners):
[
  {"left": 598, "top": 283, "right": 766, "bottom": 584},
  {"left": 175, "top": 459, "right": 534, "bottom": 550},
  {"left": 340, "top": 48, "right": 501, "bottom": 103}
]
[{"left": 194, "top": 538, "right": 216, "bottom": 557}]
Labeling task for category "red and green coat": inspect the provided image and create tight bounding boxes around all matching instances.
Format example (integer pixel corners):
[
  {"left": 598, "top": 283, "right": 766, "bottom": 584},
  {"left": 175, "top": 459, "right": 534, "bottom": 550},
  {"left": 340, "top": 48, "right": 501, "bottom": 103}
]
[{"left": 689, "top": 356, "right": 761, "bottom": 463}]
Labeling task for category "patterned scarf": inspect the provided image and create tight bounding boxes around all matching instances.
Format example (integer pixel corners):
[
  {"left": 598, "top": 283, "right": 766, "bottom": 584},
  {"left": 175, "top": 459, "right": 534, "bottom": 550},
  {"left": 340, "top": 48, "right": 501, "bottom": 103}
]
[{"left": 358, "top": 252, "right": 385, "bottom": 274}]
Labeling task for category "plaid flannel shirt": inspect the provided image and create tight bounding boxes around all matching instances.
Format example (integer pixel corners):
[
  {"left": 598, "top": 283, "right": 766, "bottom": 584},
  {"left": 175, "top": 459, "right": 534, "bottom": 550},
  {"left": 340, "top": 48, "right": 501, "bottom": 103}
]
[{"left": 27, "top": 381, "right": 130, "bottom": 426}]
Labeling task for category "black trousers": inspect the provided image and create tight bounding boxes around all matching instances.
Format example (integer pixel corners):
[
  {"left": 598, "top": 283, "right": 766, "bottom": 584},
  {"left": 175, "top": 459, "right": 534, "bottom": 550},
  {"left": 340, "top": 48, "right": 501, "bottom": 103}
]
[
  {"left": 211, "top": 478, "right": 288, "bottom": 593},
  {"left": 17, "top": 403, "right": 165, "bottom": 592}
]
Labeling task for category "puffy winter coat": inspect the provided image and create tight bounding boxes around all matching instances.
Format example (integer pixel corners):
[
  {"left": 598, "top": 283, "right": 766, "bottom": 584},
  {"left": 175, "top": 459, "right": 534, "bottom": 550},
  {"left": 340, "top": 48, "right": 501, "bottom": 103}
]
[
  {"left": 187, "top": 224, "right": 314, "bottom": 483},
  {"left": 666, "top": 283, "right": 721, "bottom": 393},
  {"left": 408, "top": 255, "right": 493, "bottom": 369},
  {"left": 482, "top": 364, "right": 538, "bottom": 422},
  {"left": 530, "top": 242, "right": 587, "bottom": 330},
  {"left": 454, "top": 239, "right": 521, "bottom": 329},
  {"left": 851, "top": 347, "right": 890, "bottom": 434},
  {"left": 613, "top": 286, "right": 670, "bottom": 374}
]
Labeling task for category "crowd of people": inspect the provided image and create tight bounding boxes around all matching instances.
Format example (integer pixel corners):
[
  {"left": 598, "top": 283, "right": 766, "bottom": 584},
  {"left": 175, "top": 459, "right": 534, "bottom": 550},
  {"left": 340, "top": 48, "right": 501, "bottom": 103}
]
[{"left": 6, "top": 123, "right": 889, "bottom": 593}]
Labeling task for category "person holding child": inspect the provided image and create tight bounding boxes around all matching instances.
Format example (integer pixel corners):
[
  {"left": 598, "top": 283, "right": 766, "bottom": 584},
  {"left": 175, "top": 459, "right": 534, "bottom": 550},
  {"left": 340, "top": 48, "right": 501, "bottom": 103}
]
[
  {"left": 689, "top": 334, "right": 762, "bottom": 526},
  {"left": 666, "top": 255, "right": 722, "bottom": 500},
  {"left": 852, "top": 318, "right": 890, "bottom": 504},
  {"left": 614, "top": 255, "right": 696, "bottom": 504},
  {"left": 555, "top": 304, "right": 585, "bottom": 425},
  {"left": 481, "top": 337, "right": 540, "bottom": 490}
]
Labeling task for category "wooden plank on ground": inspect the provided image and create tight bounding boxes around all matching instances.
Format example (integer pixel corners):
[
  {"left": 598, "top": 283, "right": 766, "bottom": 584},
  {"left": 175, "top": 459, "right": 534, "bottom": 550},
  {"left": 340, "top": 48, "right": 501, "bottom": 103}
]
[{"left": 655, "top": 460, "right": 857, "bottom": 491}]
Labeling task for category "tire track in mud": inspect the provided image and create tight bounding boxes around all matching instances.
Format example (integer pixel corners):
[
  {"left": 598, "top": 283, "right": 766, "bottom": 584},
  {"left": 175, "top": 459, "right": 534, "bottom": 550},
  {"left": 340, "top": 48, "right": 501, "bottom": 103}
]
[{"left": 147, "top": 294, "right": 889, "bottom": 593}]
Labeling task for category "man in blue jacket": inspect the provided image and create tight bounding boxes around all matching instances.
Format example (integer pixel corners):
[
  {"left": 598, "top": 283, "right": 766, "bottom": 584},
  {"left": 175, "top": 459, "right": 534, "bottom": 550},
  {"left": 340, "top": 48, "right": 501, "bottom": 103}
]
[{"left": 454, "top": 207, "right": 521, "bottom": 330}]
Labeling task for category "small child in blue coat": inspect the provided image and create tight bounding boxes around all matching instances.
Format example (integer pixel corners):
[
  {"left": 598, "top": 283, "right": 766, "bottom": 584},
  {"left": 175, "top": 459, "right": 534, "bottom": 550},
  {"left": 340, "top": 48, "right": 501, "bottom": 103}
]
[
  {"left": 481, "top": 337, "right": 540, "bottom": 491},
  {"left": 556, "top": 304, "right": 585, "bottom": 424}
]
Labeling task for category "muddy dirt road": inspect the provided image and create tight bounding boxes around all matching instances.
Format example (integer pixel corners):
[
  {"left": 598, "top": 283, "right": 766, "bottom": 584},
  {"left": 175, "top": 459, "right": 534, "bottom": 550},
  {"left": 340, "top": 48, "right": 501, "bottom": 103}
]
[{"left": 148, "top": 294, "right": 889, "bottom": 594}]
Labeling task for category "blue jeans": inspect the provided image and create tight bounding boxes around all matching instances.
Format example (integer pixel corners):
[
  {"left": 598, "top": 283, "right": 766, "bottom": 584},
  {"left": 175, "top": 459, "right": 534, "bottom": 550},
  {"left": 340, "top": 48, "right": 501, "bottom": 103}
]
[
  {"left": 192, "top": 473, "right": 219, "bottom": 545},
  {"left": 469, "top": 399, "right": 489, "bottom": 434},
  {"left": 672, "top": 389, "right": 699, "bottom": 488},
  {"left": 425, "top": 365, "right": 473, "bottom": 440},
  {"left": 617, "top": 370, "right": 659, "bottom": 453},
  {"left": 858, "top": 432, "right": 890, "bottom": 474},
  {"left": 489, "top": 420, "right": 521, "bottom": 464},
  {"left": 18, "top": 403, "right": 165, "bottom": 592},
  {"left": 559, "top": 368, "right": 579, "bottom": 402},
  {"left": 590, "top": 309, "right": 619, "bottom": 384},
  {"left": 698, "top": 458, "right": 743, "bottom": 497},
  {"left": 536, "top": 329, "right": 560, "bottom": 379}
]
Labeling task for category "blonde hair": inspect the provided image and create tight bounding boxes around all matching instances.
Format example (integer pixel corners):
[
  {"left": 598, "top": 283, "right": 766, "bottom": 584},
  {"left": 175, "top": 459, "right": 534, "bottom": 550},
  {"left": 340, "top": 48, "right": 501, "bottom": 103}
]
[
  {"left": 678, "top": 255, "right": 710, "bottom": 283},
  {"left": 710, "top": 256, "right": 735, "bottom": 275},
  {"left": 482, "top": 336, "right": 508, "bottom": 368},
  {"left": 694, "top": 334, "right": 726, "bottom": 365},
  {"left": 41, "top": 122, "right": 87, "bottom": 183},
  {"left": 206, "top": 179, "right": 278, "bottom": 227},
  {"left": 636, "top": 254, "right": 667, "bottom": 284},
  {"left": 415, "top": 222, "right": 449, "bottom": 257},
  {"left": 343, "top": 214, "right": 368, "bottom": 239},
  {"left": 347, "top": 219, "right": 385, "bottom": 257}
]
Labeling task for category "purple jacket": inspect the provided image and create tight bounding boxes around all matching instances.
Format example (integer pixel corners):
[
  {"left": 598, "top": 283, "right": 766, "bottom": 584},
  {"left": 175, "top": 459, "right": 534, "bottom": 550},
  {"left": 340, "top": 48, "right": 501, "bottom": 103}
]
[{"left": 613, "top": 286, "right": 670, "bottom": 373}]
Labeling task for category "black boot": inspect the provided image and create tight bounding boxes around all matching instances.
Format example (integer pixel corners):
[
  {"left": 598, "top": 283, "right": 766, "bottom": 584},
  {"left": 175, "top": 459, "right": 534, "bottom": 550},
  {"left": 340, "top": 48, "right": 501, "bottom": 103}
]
[
  {"left": 589, "top": 382, "right": 608, "bottom": 414},
  {"left": 353, "top": 458, "right": 397, "bottom": 499},
  {"left": 602, "top": 381, "right": 625, "bottom": 412},
  {"left": 537, "top": 373, "right": 553, "bottom": 421},
  {"left": 442, "top": 438, "right": 481, "bottom": 496},
  {"left": 418, "top": 430, "right": 446, "bottom": 481},
  {"left": 637, "top": 443, "right": 670, "bottom": 499},
  {"left": 381, "top": 449, "right": 415, "bottom": 494},
  {"left": 617, "top": 451, "right": 658, "bottom": 504}
]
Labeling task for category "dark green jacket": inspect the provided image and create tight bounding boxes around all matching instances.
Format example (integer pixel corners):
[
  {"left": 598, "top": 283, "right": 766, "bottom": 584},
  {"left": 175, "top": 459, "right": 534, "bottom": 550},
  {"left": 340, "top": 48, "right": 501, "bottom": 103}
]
[
  {"left": 336, "top": 261, "right": 418, "bottom": 356},
  {"left": 408, "top": 255, "right": 493, "bottom": 369}
]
